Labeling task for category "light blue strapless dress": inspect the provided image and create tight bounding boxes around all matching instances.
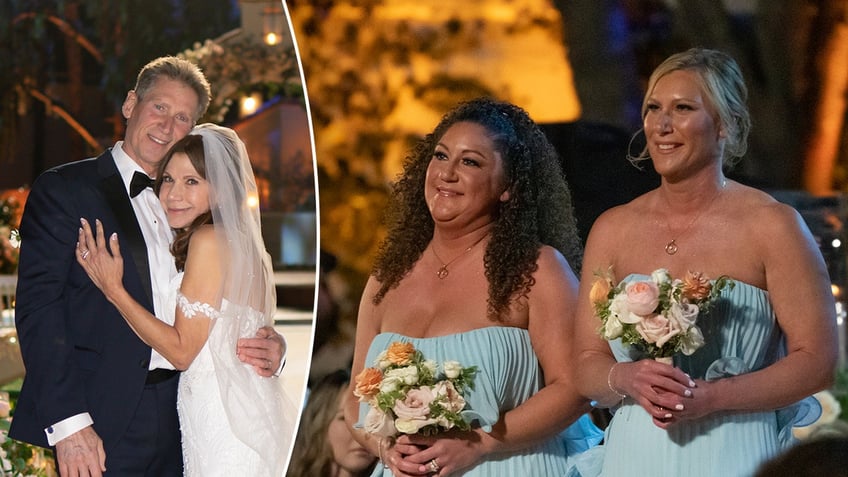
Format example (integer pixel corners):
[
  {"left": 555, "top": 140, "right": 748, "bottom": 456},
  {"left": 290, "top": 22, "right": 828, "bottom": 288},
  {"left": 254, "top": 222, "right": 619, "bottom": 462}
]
[
  {"left": 575, "top": 275, "right": 820, "bottom": 477},
  {"left": 360, "top": 327, "right": 603, "bottom": 476}
]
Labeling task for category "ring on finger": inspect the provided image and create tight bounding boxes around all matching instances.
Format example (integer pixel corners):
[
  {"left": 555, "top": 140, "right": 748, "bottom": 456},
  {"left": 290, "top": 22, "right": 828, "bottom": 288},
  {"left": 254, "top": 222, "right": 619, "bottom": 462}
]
[
  {"left": 81, "top": 249, "right": 90, "bottom": 260},
  {"left": 428, "top": 458, "right": 440, "bottom": 473}
]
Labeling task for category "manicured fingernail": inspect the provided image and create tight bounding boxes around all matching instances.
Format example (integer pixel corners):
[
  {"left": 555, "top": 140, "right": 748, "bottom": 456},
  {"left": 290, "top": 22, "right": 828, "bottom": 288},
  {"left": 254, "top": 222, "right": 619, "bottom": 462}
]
[
  {"left": 111, "top": 233, "right": 117, "bottom": 240},
  {"left": 689, "top": 380, "right": 696, "bottom": 387},
  {"left": 684, "top": 389, "right": 693, "bottom": 397},
  {"left": 675, "top": 404, "right": 684, "bottom": 411},
  {"left": 80, "top": 218, "right": 87, "bottom": 225}
]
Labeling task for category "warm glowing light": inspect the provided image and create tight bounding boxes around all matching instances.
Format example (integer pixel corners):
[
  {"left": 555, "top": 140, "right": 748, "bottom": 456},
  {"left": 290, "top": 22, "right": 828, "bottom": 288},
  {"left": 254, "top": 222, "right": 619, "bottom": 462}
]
[
  {"left": 263, "top": 4, "right": 285, "bottom": 46},
  {"left": 832, "top": 284, "right": 841, "bottom": 297},
  {"left": 833, "top": 238, "right": 842, "bottom": 248},
  {"left": 247, "top": 193, "right": 260, "bottom": 210},
  {"left": 265, "top": 32, "right": 279, "bottom": 46},
  {"left": 239, "top": 93, "right": 262, "bottom": 118}
]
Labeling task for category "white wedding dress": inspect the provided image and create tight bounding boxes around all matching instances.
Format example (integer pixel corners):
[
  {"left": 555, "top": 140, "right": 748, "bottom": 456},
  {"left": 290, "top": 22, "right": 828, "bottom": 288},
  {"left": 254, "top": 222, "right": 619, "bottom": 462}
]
[{"left": 165, "top": 273, "right": 292, "bottom": 477}]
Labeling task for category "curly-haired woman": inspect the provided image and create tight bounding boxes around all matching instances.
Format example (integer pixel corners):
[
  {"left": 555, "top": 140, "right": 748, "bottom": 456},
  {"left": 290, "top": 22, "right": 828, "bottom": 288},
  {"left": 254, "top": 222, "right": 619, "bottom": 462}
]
[{"left": 346, "top": 97, "right": 602, "bottom": 476}]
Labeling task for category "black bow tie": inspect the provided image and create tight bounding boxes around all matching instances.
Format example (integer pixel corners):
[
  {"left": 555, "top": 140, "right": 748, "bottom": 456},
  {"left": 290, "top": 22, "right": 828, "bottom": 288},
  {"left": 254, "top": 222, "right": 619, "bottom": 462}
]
[{"left": 129, "top": 171, "right": 155, "bottom": 198}]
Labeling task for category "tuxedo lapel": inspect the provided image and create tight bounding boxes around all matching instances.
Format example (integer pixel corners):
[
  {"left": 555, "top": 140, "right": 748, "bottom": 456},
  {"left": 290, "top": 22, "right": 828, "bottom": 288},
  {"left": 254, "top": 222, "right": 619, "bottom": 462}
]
[{"left": 96, "top": 151, "right": 154, "bottom": 306}]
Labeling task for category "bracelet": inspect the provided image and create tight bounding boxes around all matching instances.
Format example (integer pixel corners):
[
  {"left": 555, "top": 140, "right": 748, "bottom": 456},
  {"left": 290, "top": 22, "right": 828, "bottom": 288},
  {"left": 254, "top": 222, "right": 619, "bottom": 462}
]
[
  {"left": 607, "top": 362, "right": 627, "bottom": 403},
  {"left": 378, "top": 437, "right": 389, "bottom": 469}
]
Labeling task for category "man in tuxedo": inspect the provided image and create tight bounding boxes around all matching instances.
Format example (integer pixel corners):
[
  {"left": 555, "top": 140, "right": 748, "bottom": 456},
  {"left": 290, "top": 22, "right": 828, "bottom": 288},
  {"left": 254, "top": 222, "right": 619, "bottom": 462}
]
[{"left": 10, "top": 56, "right": 286, "bottom": 476}]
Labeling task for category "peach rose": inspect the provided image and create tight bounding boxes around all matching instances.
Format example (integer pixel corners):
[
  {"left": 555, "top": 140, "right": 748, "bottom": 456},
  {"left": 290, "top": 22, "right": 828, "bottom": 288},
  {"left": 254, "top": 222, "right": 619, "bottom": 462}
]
[
  {"left": 589, "top": 276, "right": 612, "bottom": 305},
  {"left": 364, "top": 406, "right": 398, "bottom": 438},
  {"left": 682, "top": 271, "right": 712, "bottom": 301},
  {"left": 393, "top": 387, "right": 439, "bottom": 434},
  {"left": 433, "top": 381, "right": 466, "bottom": 414},
  {"left": 625, "top": 280, "right": 660, "bottom": 316},
  {"left": 386, "top": 342, "right": 416, "bottom": 366},
  {"left": 353, "top": 367, "right": 383, "bottom": 402},
  {"left": 635, "top": 314, "right": 680, "bottom": 348},
  {"left": 0, "top": 398, "right": 9, "bottom": 418}
]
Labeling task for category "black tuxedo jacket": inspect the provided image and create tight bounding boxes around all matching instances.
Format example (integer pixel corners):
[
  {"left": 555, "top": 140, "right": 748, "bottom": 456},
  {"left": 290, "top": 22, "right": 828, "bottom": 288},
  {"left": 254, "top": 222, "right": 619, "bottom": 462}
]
[{"left": 10, "top": 149, "right": 164, "bottom": 450}]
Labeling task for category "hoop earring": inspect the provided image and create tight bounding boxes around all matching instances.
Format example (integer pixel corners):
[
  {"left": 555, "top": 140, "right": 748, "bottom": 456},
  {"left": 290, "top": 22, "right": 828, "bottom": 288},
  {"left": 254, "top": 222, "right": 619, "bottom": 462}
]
[{"left": 626, "top": 128, "right": 648, "bottom": 170}]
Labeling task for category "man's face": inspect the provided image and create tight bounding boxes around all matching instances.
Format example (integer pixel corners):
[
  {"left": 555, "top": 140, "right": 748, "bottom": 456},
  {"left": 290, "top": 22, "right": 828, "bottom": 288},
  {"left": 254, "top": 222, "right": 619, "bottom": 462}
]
[{"left": 121, "top": 77, "right": 199, "bottom": 175}]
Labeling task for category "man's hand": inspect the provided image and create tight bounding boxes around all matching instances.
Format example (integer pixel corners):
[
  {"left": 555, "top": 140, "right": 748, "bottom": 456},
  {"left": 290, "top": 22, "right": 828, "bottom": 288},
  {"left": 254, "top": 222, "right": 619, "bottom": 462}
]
[
  {"left": 55, "top": 426, "right": 106, "bottom": 477},
  {"left": 237, "top": 326, "right": 286, "bottom": 377}
]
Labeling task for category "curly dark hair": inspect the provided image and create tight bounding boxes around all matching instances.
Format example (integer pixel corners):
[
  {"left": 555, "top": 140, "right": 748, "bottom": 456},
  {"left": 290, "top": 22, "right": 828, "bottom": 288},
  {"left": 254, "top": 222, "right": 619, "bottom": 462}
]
[
  {"left": 372, "top": 97, "right": 582, "bottom": 320},
  {"left": 153, "top": 134, "right": 212, "bottom": 271}
]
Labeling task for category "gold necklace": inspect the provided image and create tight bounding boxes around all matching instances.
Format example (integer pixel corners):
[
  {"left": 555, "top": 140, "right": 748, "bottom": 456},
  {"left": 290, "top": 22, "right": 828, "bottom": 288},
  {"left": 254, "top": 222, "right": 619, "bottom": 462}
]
[
  {"left": 432, "top": 234, "right": 488, "bottom": 279},
  {"left": 664, "top": 179, "right": 726, "bottom": 255}
]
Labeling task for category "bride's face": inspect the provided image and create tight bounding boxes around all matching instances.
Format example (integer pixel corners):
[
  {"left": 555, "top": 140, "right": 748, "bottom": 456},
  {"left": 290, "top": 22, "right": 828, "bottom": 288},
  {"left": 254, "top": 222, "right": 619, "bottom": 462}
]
[{"left": 158, "top": 152, "right": 210, "bottom": 229}]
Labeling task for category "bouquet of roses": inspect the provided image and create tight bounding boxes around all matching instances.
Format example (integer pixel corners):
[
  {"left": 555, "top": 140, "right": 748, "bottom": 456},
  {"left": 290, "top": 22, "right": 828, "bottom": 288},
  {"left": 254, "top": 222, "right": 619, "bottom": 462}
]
[
  {"left": 590, "top": 268, "right": 734, "bottom": 361},
  {"left": 354, "top": 341, "right": 477, "bottom": 437}
]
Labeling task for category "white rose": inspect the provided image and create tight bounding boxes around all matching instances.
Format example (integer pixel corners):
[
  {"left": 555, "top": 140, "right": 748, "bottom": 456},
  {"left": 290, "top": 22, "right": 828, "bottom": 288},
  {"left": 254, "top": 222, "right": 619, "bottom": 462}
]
[
  {"left": 422, "top": 360, "right": 438, "bottom": 376},
  {"left": 603, "top": 313, "right": 624, "bottom": 340},
  {"left": 379, "top": 375, "right": 400, "bottom": 394},
  {"left": 364, "top": 406, "right": 398, "bottom": 438},
  {"left": 679, "top": 325, "right": 705, "bottom": 355},
  {"left": 443, "top": 361, "right": 462, "bottom": 379},
  {"left": 395, "top": 416, "right": 439, "bottom": 434},
  {"left": 385, "top": 365, "right": 419, "bottom": 386},
  {"left": 609, "top": 293, "right": 641, "bottom": 324},
  {"left": 651, "top": 268, "right": 671, "bottom": 285},
  {"left": 375, "top": 350, "right": 391, "bottom": 370}
]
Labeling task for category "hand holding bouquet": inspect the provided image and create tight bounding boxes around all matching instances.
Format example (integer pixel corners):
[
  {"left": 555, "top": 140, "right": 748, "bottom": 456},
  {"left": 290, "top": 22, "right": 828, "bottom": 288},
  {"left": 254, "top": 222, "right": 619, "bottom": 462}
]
[
  {"left": 354, "top": 341, "right": 477, "bottom": 437},
  {"left": 590, "top": 268, "right": 734, "bottom": 360}
]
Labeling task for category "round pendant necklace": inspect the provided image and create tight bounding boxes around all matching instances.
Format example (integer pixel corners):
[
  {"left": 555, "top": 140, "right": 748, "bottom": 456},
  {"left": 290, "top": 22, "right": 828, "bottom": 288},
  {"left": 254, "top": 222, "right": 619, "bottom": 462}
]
[
  {"left": 663, "top": 179, "right": 726, "bottom": 256},
  {"left": 432, "top": 234, "right": 488, "bottom": 279}
]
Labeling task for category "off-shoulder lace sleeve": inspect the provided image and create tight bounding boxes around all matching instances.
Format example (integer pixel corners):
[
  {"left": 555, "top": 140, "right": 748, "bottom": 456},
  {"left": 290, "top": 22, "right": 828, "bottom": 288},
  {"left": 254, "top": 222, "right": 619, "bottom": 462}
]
[{"left": 177, "top": 291, "right": 220, "bottom": 320}]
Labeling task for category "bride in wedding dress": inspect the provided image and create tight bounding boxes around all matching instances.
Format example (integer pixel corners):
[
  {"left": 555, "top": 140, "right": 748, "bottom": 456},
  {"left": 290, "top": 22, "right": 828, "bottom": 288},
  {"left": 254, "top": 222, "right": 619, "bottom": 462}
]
[{"left": 77, "top": 123, "right": 295, "bottom": 476}]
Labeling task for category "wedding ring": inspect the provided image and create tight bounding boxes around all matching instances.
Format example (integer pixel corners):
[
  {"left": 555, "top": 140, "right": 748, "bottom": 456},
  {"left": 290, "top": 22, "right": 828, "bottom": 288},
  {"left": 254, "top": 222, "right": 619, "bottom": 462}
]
[
  {"left": 81, "top": 249, "right": 90, "bottom": 260},
  {"left": 428, "top": 459, "right": 440, "bottom": 473},
  {"left": 265, "top": 359, "right": 272, "bottom": 370}
]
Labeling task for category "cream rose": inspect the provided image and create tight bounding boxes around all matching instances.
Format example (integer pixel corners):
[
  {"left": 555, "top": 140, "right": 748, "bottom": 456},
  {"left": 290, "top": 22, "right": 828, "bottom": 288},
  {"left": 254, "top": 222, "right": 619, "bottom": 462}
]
[
  {"left": 422, "top": 359, "right": 438, "bottom": 376},
  {"left": 375, "top": 350, "right": 391, "bottom": 370},
  {"left": 679, "top": 325, "right": 705, "bottom": 355},
  {"left": 651, "top": 268, "right": 671, "bottom": 285},
  {"left": 385, "top": 365, "right": 419, "bottom": 386},
  {"left": 635, "top": 314, "right": 679, "bottom": 348},
  {"left": 364, "top": 406, "right": 398, "bottom": 438},
  {"left": 443, "top": 361, "right": 462, "bottom": 379},
  {"left": 603, "top": 312, "right": 624, "bottom": 339},
  {"left": 395, "top": 416, "right": 439, "bottom": 434},
  {"left": 625, "top": 280, "right": 660, "bottom": 316}
]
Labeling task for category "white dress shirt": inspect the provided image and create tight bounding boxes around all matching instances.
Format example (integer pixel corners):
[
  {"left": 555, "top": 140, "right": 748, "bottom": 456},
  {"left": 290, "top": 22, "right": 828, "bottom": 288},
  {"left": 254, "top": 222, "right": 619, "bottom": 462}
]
[{"left": 46, "top": 143, "right": 177, "bottom": 445}]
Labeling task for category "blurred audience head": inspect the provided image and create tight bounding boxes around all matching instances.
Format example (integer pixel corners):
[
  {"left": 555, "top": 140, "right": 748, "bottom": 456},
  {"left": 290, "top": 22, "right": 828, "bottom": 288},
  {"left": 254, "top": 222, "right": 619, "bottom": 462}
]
[
  {"left": 754, "top": 435, "right": 848, "bottom": 477},
  {"left": 288, "top": 369, "right": 377, "bottom": 477}
]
